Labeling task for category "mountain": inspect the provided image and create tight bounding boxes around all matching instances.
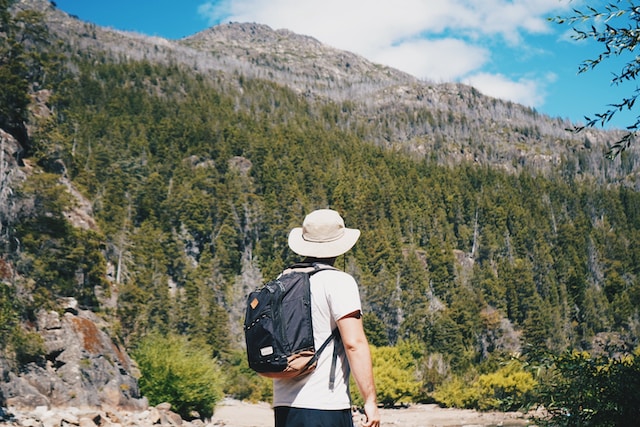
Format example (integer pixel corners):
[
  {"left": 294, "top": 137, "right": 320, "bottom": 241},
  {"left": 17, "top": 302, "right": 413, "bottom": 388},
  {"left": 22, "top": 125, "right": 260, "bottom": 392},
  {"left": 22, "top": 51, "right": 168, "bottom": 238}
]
[
  {"left": 19, "top": 0, "right": 640, "bottom": 186},
  {"left": 2, "top": 0, "right": 640, "bottom": 416}
]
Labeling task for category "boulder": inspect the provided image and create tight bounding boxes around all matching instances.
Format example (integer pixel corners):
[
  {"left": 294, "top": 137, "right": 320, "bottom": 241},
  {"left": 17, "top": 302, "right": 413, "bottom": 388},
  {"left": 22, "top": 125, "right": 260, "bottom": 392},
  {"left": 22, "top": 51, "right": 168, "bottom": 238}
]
[{"left": 0, "top": 300, "right": 147, "bottom": 412}]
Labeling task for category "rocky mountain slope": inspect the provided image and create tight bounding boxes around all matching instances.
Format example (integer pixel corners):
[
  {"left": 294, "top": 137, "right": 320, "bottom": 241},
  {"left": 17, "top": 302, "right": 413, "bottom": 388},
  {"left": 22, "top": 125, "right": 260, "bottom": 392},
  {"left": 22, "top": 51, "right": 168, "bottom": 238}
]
[
  {"left": 0, "top": 298, "right": 145, "bottom": 411},
  {"left": 0, "top": 129, "right": 145, "bottom": 413},
  {"left": 16, "top": 0, "right": 640, "bottom": 186}
]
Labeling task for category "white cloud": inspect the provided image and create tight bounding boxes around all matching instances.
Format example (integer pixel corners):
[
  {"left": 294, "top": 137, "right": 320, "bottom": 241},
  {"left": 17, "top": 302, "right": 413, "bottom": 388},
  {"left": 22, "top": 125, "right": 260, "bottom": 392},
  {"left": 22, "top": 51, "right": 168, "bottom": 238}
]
[
  {"left": 373, "top": 38, "right": 489, "bottom": 82},
  {"left": 464, "top": 72, "right": 550, "bottom": 108},
  {"left": 198, "top": 0, "right": 569, "bottom": 50},
  {"left": 198, "top": 0, "right": 574, "bottom": 107}
]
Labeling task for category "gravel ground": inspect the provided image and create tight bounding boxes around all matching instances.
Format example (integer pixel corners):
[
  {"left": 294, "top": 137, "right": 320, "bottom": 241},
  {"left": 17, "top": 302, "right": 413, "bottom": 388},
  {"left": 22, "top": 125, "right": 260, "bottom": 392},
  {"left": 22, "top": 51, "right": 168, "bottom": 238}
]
[{"left": 210, "top": 399, "right": 535, "bottom": 427}]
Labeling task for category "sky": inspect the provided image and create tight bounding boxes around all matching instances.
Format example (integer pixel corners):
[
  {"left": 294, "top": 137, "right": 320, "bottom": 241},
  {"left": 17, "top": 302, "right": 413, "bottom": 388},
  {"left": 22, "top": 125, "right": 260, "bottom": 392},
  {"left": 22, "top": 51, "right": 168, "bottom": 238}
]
[{"left": 52, "top": 0, "right": 637, "bottom": 130}]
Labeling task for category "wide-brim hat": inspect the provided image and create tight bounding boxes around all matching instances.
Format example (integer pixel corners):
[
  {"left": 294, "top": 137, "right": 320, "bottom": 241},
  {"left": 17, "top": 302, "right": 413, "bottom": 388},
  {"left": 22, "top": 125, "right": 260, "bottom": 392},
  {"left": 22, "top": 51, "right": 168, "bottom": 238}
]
[{"left": 288, "top": 209, "right": 360, "bottom": 258}]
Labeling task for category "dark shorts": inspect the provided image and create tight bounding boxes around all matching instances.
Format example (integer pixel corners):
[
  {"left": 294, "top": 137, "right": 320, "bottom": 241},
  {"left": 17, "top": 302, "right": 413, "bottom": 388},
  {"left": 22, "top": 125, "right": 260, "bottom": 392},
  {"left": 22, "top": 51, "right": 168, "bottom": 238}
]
[{"left": 274, "top": 406, "right": 354, "bottom": 427}]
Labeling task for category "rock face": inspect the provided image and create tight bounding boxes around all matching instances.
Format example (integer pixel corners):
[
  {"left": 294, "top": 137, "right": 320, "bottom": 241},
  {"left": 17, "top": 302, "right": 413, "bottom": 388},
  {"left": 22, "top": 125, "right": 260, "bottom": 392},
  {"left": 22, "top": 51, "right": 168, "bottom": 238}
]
[
  {"left": 0, "top": 129, "right": 26, "bottom": 216},
  {"left": 1, "top": 86, "right": 143, "bottom": 413},
  {"left": 0, "top": 299, "right": 147, "bottom": 411}
]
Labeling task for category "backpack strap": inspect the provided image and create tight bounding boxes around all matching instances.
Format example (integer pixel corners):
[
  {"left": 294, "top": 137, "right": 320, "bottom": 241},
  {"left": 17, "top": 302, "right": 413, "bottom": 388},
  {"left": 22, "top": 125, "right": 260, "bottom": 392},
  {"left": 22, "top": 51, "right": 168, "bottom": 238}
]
[
  {"left": 328, "top": 330, "right": 341, "bottom": 391},
  {"left": 301, "top": 327, "right": 338, "bottom": 372},
  {"left": 286, "top": 262, "right": 337, "bottom": 275},
  {"left": 315, "top": 328, "right": 342, "bottom": 392},
  {"left": 287, "top": 262, "right": 342, "bottom": 389}
]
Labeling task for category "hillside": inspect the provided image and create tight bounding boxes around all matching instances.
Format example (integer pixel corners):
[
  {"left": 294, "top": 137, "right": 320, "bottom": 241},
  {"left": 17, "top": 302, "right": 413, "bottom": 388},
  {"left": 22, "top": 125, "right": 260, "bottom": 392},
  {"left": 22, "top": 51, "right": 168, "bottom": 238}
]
[
  {"left": 1, "top": 0, "right": 640, "bottom": 419},
  {"left": 16, "top": 0, "right": 640, "bottom": 185}
]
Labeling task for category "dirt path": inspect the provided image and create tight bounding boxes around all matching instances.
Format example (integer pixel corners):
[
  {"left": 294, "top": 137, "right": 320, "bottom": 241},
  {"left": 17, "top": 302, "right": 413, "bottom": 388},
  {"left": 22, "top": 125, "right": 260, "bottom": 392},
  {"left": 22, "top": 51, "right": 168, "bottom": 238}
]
[{"left": 211, "top": 399, "right": 533, "bottom": 427}]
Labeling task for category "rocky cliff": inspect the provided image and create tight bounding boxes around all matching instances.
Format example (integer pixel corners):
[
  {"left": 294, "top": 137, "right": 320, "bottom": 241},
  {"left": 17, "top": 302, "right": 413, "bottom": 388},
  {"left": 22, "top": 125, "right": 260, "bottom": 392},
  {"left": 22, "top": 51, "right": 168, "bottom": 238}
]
[
  {"left": 0, "top": 8, "right": 144, "bottom": 412},
  {"left": 0, "top": 298, "right": 146, "bottom": 411}
]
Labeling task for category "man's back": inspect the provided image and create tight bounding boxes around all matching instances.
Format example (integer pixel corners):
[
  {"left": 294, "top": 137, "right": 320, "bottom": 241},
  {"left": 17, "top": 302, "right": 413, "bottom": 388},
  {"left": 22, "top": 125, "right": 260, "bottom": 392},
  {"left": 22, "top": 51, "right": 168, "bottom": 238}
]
[
  {"left": 273, "top": 209, "right": 380, "bottom": 427},
  {"left": 273, "top": 267, "right": 361, "bottom": 409}
]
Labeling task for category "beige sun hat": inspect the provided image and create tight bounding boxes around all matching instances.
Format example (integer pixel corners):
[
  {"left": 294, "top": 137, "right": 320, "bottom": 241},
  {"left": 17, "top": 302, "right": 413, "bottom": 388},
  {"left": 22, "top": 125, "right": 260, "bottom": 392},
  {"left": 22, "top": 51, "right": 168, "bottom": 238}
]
[{"left": 288, "top": 209, "right": 360, "bottom": 258}]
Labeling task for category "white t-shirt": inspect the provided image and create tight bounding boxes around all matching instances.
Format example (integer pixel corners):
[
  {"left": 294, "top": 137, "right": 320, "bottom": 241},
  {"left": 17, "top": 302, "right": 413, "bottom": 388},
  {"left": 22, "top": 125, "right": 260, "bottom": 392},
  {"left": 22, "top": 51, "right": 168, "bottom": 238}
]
[{"left": 272, "top": 266, "right": 362, "bottom": 410}]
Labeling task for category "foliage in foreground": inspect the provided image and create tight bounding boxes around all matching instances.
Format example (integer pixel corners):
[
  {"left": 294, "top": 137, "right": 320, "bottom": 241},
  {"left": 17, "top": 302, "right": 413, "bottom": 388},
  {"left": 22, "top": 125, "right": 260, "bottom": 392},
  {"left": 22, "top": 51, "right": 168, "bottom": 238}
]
[
  {"left": 352, "top": 343, "right": 421, "bottom": 407},
  {"left": 345, "top": 345, "right": 640, "bottom": 426},
  {"left": 348, "top": 342, "right": 532, "bottom": 411},
  {"left": 552, "top": 1, "right": 640, "bottom": 157},
  {"left": 132, "top": 334, "right": 224, "bottom": 420},
  {"left": 222, "top": 350, "right": 272, "bottom": 403},
  {"left": 534, "top": 349, "right": 640, "bottom": 427},
  {"left": 432, "top": 359, "right": 536, "bottom": 412}
]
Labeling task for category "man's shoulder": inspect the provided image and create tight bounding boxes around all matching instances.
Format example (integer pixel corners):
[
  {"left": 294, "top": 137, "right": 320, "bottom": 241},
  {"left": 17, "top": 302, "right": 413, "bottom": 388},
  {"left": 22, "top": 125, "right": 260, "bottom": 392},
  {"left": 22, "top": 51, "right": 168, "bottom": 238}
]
[
  {"left": 312, "top": 267, "right": 357, "bottom": 285},
  {"left": 314, "top": 265, "right": 349, "bottom": 276}
]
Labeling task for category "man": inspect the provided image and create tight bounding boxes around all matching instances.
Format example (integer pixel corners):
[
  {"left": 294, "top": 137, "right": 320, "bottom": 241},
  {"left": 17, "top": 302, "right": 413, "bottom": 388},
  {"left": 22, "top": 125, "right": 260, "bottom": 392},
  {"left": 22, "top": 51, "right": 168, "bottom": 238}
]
[{"left": 273, "top": 209, "right": 380, "bottom": 427}]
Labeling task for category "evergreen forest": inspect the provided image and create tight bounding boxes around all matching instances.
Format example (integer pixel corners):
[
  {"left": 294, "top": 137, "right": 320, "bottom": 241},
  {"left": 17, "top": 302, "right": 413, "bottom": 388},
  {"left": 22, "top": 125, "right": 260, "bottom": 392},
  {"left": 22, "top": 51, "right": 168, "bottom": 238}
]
[{"left": 2, "top": 1, "right": 640, "bottom": 424}]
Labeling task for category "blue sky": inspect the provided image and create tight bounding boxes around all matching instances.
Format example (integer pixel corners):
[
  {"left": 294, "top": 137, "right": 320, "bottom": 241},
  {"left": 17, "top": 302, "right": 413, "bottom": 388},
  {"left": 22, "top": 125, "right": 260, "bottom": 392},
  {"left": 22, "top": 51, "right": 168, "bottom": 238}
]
[{"left": 53, "top": 0, "right": 637, "bottom": 130}]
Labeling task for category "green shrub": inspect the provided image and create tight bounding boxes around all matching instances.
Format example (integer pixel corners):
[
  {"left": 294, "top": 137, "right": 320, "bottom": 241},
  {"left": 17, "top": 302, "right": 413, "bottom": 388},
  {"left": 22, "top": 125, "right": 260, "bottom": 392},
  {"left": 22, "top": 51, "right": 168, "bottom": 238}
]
[
  {"left": 11, "top": 327, "right": 45, "bottom": 366},
  {"left": 351, "top": 344, "right": 420, "bottom": 407},
  {"left": 433, "top": 359, "right": 536, "bottom": 411},
  {"left": 132, "top": 334, "right": 224, "bottom": 419},
  {"left": 0, "top": 281, "right": 18, "bottom": 348},
  {"left": 431, "top": 375, "right": 481, "bottom": 408},
  {"left": 534, "top": 349, "right": 640, "bottom": 427},
  {"left": 475, "top": 360, "right": 536, "bottom": 411},
  {"left": 222, "top": 350, "right": 272, "bottom": 403}
]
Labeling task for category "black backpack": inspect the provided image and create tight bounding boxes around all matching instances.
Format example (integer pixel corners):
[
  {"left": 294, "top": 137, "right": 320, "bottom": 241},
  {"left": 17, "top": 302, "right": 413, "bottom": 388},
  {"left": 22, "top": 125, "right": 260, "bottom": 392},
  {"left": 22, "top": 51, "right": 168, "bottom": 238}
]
[{"left": 244, "top": 263, "right": 339, "bottom": 379}]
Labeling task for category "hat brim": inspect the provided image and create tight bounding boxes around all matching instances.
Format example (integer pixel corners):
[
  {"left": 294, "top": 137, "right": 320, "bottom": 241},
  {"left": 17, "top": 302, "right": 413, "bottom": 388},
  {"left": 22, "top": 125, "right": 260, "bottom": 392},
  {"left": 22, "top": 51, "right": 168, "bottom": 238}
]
[{"left": 288, "top": 227, "right": 360, "bottom": 258}]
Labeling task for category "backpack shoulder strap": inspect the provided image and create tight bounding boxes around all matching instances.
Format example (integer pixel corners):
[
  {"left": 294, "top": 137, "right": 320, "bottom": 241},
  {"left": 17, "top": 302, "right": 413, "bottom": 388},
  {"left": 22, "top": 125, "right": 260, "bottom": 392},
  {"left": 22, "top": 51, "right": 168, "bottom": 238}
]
[
  {"left": 309, "top": 262, "right": 337, "bottom": 275},
  {"left": 301, "top": 327, "right": 339, "bottom": 375},
  {"left": 283, "top": 262, "right": 338, "bottom": 276},
  {"left": 285, "top": 261, "right": 341, "bottom": 388}
]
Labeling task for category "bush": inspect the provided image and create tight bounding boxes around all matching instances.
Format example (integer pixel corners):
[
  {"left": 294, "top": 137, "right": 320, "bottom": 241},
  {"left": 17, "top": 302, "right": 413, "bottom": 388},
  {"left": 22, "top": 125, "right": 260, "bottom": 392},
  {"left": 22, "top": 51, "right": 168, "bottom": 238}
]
[
  {"left": 431, "top": 375, "right": 480, "bottom": 409},
  {"left": 475, "top": 361, "right": 536, "bottom": 411},
  {"left": 11, "top": 327, "right": 45, "bottom": 366},
  {"left": 433, "top": 359, "right": 536, "bottom": 411},
  {"left": 0, "top": 281, "right": 18, "bottom": 348},
  {"left": 534, "top": 350, "right": 640, "bottom": 427},
  {"left": 222, "top": 350, "right": 272, "bottom": 402},
  {"left": 351, "top": 344, "right": 420, "bottom": 407},
  {"left": 132, "top": 334, "right": 224, "bottom": 419}
]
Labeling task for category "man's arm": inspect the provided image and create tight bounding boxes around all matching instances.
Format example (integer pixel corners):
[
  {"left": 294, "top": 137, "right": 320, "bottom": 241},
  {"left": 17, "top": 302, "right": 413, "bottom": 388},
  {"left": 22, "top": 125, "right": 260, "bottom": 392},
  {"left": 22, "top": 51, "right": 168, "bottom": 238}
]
[{"left": 337, "top": 311, "right": 380, "bottom": 427}]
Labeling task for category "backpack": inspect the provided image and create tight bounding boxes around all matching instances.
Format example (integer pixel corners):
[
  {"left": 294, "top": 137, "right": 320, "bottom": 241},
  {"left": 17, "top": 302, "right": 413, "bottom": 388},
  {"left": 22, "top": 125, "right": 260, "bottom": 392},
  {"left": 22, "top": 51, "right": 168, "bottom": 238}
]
[{"left": 244, "top": 263, "right": 338, "bottom": 379}]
